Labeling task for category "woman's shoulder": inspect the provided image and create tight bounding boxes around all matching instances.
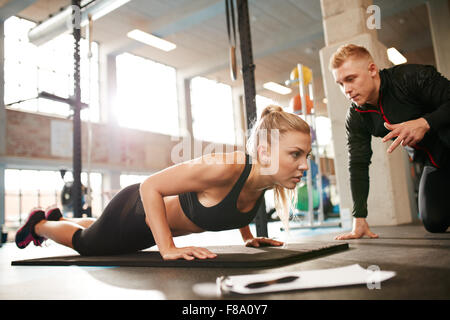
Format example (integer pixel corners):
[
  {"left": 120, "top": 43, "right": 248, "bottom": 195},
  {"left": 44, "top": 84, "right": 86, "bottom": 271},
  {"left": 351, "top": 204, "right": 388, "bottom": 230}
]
[{"left": 190, "top": 151, "right": 246, "bottom": 183}]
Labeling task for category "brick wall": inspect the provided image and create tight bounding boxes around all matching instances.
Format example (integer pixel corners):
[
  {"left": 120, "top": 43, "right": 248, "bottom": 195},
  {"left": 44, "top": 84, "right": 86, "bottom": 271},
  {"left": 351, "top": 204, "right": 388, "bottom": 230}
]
[
  {"left": 5, "top": 109, "right": 178, "bottom": 172},
  {"left": 4, "top": 109, "right": 239, "bottom": 172}
]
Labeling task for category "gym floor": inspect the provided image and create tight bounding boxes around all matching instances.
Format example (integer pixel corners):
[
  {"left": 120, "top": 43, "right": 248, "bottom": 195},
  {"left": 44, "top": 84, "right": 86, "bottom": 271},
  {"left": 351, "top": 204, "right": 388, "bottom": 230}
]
[{"left": 1, "top": 220, "right": 449, "bottom": 300}]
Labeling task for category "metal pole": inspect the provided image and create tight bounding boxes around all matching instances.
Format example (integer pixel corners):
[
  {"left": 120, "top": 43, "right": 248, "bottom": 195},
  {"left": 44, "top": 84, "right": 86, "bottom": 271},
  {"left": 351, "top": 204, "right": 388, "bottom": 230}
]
[
  {"left": 298, "top": 64, "right": 314, "bottom": 226},
  {"left": 72, "top": 0, "right": 82, "bottom": 218},
  {"left": 309, "top": 77, "right": 325, "bottom": 223},
  {"left": 85, "top": 14, "right": 93, "bottom": 213},
  {"left": 237, "top": 0, "right": 256, "bottom": 127},
  {"left": 236, "top": 0, "right": 268, "bottom": 237}
]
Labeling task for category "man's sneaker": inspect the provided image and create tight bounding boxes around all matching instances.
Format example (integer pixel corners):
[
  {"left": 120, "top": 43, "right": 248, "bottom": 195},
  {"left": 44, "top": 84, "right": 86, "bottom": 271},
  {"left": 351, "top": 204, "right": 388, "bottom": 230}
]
[
  {"left": 15, "top": 208, "right": 46, "bottom": 249},
  {"left": 45, "top": 206, "right": 63, "bottom": 221}
]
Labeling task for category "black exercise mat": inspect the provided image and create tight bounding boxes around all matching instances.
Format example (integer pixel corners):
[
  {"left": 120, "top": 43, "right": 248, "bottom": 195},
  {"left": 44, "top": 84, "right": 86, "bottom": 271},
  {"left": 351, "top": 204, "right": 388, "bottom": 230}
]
[{"left": 11, "top": 242, "right": 348, "bottom": 268}]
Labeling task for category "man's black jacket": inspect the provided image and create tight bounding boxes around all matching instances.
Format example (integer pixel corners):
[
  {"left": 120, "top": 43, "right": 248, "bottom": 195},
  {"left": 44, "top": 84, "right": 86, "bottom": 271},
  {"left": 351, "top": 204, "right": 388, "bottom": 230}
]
[{"left": 345, "top": 64, "right": 450, "bottom": 218}]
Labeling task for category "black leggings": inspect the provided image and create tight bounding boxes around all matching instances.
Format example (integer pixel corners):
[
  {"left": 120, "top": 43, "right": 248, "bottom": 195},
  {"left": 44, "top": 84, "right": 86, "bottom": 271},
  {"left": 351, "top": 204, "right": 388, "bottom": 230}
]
[
  {"left": 72, "top": 183, "right": 155, "bottom": 256},
  {"left": 419, "top": 166, "right": 450, "bottom": 233}
]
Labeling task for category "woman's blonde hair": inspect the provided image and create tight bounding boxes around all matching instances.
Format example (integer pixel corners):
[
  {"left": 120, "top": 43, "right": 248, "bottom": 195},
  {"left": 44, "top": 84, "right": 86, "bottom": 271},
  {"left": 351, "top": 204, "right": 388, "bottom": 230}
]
[
  {"left": 246, "top": 105, "right": 310, "bottom": 232},
  {"left": 329, "top": 44, "right": 374, "bottom": 70}
]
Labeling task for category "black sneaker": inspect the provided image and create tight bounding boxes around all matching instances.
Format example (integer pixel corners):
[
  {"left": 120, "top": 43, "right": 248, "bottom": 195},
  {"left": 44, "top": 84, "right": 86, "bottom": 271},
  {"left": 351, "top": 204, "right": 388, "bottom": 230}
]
[
  {"left": 45, "top": 206, "right": 63, "bottom": 221},
  {"left": 15, "top": 208, "right": 46, "bottom": 249}
]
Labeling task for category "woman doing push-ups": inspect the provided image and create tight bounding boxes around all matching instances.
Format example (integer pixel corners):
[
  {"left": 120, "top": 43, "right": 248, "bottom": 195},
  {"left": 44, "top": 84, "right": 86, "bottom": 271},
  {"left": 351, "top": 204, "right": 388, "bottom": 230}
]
[{"left": 15, "top": 105, "right": 311, "bottom": 261}]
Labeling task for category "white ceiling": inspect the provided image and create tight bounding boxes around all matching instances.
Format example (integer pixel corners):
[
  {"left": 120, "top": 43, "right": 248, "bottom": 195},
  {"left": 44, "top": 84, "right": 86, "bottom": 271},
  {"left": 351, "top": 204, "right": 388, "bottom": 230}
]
[{"left": 10, "top": 0, "right": 436, "bottom": 116}]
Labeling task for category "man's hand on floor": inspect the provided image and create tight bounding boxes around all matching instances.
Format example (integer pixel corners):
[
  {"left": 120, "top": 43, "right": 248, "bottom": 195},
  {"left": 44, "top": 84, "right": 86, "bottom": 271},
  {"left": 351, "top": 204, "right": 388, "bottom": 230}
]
[{"left": 335, "top": 217, "right": 379, "bottom": 240}]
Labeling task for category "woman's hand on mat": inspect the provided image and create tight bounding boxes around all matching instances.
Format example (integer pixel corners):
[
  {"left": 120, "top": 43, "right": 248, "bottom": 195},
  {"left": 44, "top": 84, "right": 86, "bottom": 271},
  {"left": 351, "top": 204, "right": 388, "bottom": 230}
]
[
  {"left": 160, "top": 246, "right": 217, "bottom": 261},
  {"left": 244, "top": 237, "right": 284, "bottom": 247},
  {"left": 334, "top": 218, "right": 379, "bottom": 240}
]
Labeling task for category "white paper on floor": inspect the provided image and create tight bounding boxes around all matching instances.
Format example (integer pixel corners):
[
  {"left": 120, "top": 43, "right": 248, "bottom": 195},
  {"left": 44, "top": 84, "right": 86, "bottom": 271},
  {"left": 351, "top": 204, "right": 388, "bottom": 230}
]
[{"left": 217, "top": 264, "right": 396, "bottom": 295}]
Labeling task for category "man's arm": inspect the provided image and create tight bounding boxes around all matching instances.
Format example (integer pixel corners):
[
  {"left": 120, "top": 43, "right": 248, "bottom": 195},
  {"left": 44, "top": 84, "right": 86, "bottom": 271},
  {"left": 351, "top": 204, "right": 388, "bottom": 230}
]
[
  {"left": 346, "top": 108, "right": 372, "bottom": 219},
  {"left": 382, "top": 65, "right": 450, "bottom": 153},
  {"left": 411, "top": 65, "right": 450, "bottom": 132},
  {"left": 335, "top": 108, "right": 378, "bottom": 240}
]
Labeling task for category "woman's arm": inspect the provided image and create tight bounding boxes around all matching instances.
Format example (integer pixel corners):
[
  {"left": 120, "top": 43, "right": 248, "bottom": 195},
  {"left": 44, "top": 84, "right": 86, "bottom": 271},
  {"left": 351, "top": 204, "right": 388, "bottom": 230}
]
[
  {"left": 139, "top": 153, "right": 239, "bottom": 260},
  {"left": 139, "top": 184, "right": 217, "bottom": 260},
  {"left": 139, "top": 187, "right": 176, "bottom": 257},
  {"left": 239, "top": 225, "right": 284, "bottom": 247},
  {"left": 239, "top": 225, "right": 254, "bottom": 242}
]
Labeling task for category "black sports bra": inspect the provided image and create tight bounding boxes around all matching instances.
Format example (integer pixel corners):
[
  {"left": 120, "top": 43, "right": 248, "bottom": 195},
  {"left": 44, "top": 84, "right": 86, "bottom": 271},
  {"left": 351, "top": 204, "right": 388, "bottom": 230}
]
[{"left": 178, "top": 153, "right": 266, "bottom": 231}]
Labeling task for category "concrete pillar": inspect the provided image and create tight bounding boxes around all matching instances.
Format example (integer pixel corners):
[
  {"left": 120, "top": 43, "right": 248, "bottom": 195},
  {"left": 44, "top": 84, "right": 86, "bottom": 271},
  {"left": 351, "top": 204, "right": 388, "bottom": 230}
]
[
  {"left": 427, "top": 0, "right": 450, "bottom": 79},
  {"left": 319, "top": 0, "right": 414, "bottom": 226}
]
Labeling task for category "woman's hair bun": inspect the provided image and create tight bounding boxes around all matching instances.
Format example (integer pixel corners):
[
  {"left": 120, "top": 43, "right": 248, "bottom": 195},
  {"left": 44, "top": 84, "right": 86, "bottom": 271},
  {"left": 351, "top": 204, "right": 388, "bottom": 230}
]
[{"left": 261, "top": 104, "right": 283, "bottom": 118}]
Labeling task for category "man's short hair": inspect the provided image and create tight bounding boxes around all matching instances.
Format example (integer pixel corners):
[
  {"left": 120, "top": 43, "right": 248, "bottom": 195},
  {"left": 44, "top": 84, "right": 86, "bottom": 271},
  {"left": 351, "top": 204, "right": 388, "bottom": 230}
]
[{"left": 329, "top": 44, "right": 374, "bottom": 70}]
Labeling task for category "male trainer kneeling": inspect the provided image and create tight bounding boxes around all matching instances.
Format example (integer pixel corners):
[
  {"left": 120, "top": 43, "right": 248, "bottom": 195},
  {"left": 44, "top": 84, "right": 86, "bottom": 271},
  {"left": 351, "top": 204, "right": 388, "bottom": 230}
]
[{"left": 329, "top": 44, "right": 450, "bottom": 239}]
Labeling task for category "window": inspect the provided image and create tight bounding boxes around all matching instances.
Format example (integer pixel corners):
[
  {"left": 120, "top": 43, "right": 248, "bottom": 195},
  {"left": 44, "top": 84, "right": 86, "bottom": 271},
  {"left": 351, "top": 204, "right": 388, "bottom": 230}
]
[
  {"left": 115, "top": 53, "right": 179, "bottom": 136},
  {"left": 4, "top": 169, "right": 103, "bottom": 227},
  {"left": 190, "top": 77, "right": 235, "bottom": 145},
  {"left": 3, "top": 16, "right": 100, "bottom": 122}
]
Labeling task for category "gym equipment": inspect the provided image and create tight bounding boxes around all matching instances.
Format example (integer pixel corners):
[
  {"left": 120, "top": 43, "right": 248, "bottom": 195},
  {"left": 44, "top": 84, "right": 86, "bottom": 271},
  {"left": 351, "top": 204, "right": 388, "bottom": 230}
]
[
  {"left": 6, "top": 6, "right": 93, "bottom": 218},
  {"left": 85, "top": 14, "right": 94, "bottom": 212},
  {"left": 285, "top": 65, "right": 312, "bottom": 87},
  {"left": 234, "top": 0, "right": 268, "bottom": 238},
  {"left": 237, "top": 0, "right": 257, "bottom": 127},
  {"left": 296, "top": 184, "right": 320, "bottom": 211},
  {"left": 5, "top": 92, "right": 89, "bottom": 109},
  {"left": 288, "top": 64, "right": 340, "bottom": 229},
  {"left": 225, "top": 0, "right": 237, "bottom": 81},
  {"left": 295, "top": 160, "right": 333, "bottom": 213},
  {"left": 34, "top": 1, "right": 85, "bottom": 218},
  {"left": 21, "top": 2, "right": 93, "bottom": 218},
  {"left": 11, "top": 242, "right": 348, "bottom": 268},
  {"left": 295, "top": 182, "right": 332, "bottom": 213},
  {"left": 60, "top": 169, "right": 89, "bottom": 216},
  {"left": 0, "top": 227, "right": 6, "bottom": 247},
  {"left": 72, "top": 0, "right": 83, "bottom": 218},
  {"left": 61, "top": 182, "right": 87, "bottom": 212},
  {"left": 289, "top": 93, "right": 313, "bottom": 114}
]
